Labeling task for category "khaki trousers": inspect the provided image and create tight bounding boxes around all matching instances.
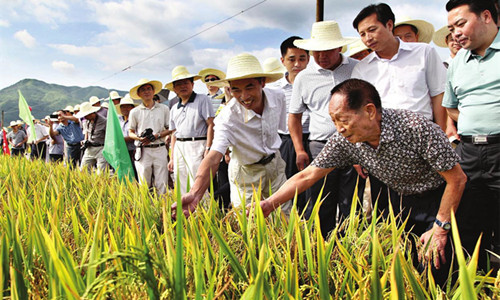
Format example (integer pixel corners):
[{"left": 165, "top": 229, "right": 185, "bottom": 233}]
[
  {"left": 173, "top": 140, "right": 205, "bottom": 195},
  {"left": 135, "top": 146, "right": 169, "bottom": 195}
]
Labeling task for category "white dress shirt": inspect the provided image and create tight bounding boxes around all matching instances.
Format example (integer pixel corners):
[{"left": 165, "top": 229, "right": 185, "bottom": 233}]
[
  {"left": 211, "top": 88, "right": 286, "bottom": 165},
  {"left": 351, "top": 39, "right": 446, "bottom": 120}
]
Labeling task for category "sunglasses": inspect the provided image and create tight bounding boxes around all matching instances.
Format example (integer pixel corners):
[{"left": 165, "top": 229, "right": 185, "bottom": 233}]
[{"left": 205, "top": 77, "right": 219, "bottom": 82}]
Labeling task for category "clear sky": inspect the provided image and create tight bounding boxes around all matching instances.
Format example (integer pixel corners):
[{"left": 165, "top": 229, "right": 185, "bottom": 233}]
[{"left": 0, "top": 0, "right": 451, "bottom": 96}]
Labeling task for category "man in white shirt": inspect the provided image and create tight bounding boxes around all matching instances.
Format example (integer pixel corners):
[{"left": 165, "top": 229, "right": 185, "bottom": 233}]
[
  {"left": 28, "top": 120, "right": 49, "bottom": 160},
  {"left": 172, "top": 53, "right": 289, "bottom": 218}
]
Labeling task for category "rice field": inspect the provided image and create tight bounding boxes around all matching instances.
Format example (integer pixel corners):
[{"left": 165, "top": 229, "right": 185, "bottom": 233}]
[{"left": 0, "top": 155, "right": 498, "bottom": 299}]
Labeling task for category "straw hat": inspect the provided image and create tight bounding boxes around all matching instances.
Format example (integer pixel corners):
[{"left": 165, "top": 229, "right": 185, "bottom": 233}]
[
  {"left": 129, "top": 78, "right": 163, "bottom": 100},
  {"left": 8, "top": 121, "right": 18, "bottom": 128},
  {"left": 89, "top": 96, "right": 101, "bottom": 105},
  {"left": 116, "top": 94, "right": 138, "bottom": 115},
  {"left": 75, "top": 102, "right": 101, "bottom": 119},
  {"left": 164, "top": 66, "right": 201, "bottom": 91},
  {"left": 263, "top": 57, "right": 286, "bottom": 74},
  {"left": 109, "top": 91, "right": 121, "bottom": 100},
  {"left": 394, "top": 17, "right": 435, "bottom": 44},
  {"left": 74, "top": 104, "right": 81, "bottom": 112},
  {"left": 294, "top": 21, "right": 357, "bottom": 51},
  {"left": 210, "top": 53, "right": 283, "bottom": 88},
  {"left": 63, "top": 105, "right": 74, "bottom": 113},
  {"left": 101, "top": 102, "right": 109, "bottom": 108},
  {"left": 433, "top": 25, "right": 451, "bottom": 48},
  {"left": 16, "top": 120, "right": 24, "bottom": 126},
  {"left": 349, "top": 39, "right": 369, "bottom": 57},
  {"left": 198, "top": 68, "right": 226, "bottom": 83}
]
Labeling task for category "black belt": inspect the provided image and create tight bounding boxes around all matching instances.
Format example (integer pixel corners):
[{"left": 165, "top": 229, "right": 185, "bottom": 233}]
[
  {"left": 143, "top": 143, "right": 166, "bottom": 148},
  {"left": 460, "top": 134, "right": 500, "bottom": 145},
  {"left": 253, "top": 153, "right": 276, "bottom": 165},
  {"left": 310, "top": 139, "right": 328, "bottom": 143},
  {"left": 67, "top": 142, "right": 80, "bottom": 146},
  {"left": 177, "top": 136, "right": 207, "bottom": 142},
  {"left": 89, "top": 143, "right": 104, "bottom": 147}
]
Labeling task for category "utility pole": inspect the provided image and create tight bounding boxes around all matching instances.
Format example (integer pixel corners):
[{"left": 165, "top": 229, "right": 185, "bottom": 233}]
[
  {"left": 316, "top": 0, "right": 324, "bottom": 22},
  {"left": 1, "top": 110, "right": 3, "bottom": 128}
]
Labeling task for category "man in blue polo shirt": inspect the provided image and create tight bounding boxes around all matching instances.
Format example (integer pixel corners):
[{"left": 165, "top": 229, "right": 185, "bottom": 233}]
[
  {"left": 48, "top": 109, "right": 84, "bottom": 167},
  {"left": 443, "top": 0, "right": 500, "bottom": 271}
]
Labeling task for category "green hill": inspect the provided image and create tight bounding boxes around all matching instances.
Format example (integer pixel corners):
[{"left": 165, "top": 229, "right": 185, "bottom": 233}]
[{"left": 0, "top": 79, "right": 128, "bottom": 126}]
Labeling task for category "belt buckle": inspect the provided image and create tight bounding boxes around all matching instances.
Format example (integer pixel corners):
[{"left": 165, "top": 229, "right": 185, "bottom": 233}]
[{"left": 472, "top": 135, "right": 488, "bottom": 145}]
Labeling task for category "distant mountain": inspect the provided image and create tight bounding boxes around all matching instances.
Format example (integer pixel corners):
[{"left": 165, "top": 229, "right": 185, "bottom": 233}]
[{"left": 0, "top": 79, "right": 128, "bottom": 126}]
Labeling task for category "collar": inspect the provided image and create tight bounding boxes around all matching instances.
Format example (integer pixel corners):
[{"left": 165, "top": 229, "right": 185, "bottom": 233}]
[
  {"left": 207, "top": 90, "right": 222, "bottom": 99},
  {"left": 137, "top": 101, "right": 160, "bottom": 110},
  {"left": 278, "top": 74, "right": 292, "bottom": 89},
  {"left": 177, "top": 92, "right": 197, "bottom": 108},
  {"left": 465, "top": 29, "right": 500, "bottom": 62},
  {"left": 368, "top": 38, "right": 410, "bottom": 63}
]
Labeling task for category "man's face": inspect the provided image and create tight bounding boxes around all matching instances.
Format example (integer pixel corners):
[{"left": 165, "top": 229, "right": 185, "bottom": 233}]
[
  {"left": 312, "top": 48, "right": 341, "bottom": 69},
  {"left": 446, "top": 33, "right": 462, "bottom": 56},
  {"left": 205, "top": 75, "right": 220, "bottom": 94},
  {"left": 329, "top": 93, "right": 374, "bottom": 144},
  {"left": 137, "top": 84, "right": 155, "bottom": 101},
  {"left": 112, "top": 98, "right": 121, "bottom": 105},
  {"left": 393, "top": 25, "right": 419, "bottom": 43},
  {"left": 173, "top": 79, "right": 194, "bottom": 99},
  {"left": 281, "top": 48, "right": 309, "bottom": 76},
  {"left": 448, "top": 4, "right": 490, "bottom": 51},
  {"left": 357, "top": 13, "right": 395, "bottom": 53},
  {"left": 229, "top": 78, "right": 264, "bottom": 112},
  {"left": 84, "top": 112, "right": 96, "bottom": 122},
  {"left": 120, "top": 104, "right": 135, "bottom": 117}
]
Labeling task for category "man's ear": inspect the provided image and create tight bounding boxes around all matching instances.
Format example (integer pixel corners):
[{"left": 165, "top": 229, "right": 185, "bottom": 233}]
[
  {"left": 386, "top": 19, "right": 394, "bottom": 32},
  {"left": 365, "top": 103, "right": 377, "bottom": 120}
]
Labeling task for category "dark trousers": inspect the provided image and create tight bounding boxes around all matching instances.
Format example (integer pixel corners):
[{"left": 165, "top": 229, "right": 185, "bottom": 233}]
[
  {"left": 128, "top": 150, "right": 138, "bottom": 181},
  {"left": 11, "top": 148, "right": 24, "bottom": 157},
  {"left": 49, "top": 154, "right": 63, "bottom": 162},
  {"left": 214, "top": 159, "right": 231, "bottom": 210},
  {"left": 455, "top": 141, "right": 500, "bottom": 272},
  {"left": 279, "top": 133, "right": 310, "bottom": 213},
  {"left": 31, "top": 142, "right": 47, "bottom": 160},
  {"left": 66, "top": 144, "right": 81, "bottom": 168},
  {"left": 306, "top": 140, "right": 360, "bottom": 238}
]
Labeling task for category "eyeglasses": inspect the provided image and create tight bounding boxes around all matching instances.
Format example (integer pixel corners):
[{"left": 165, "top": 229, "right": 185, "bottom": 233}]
[{"left": 205, "top": 77, "right": 219, "bottom": 82}]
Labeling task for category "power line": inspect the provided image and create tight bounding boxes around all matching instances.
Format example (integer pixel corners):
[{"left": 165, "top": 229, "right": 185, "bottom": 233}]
[{"left": 93, "top": 0, "right": 267, "bottom": 85}]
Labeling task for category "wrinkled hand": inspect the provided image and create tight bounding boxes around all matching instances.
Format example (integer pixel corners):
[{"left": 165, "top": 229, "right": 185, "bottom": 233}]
[
  {"left": 203, "top": 149, "right": 210, "bottom": 158},
  {"left": 168, "top": 160, "right": 174, "bottom": 172},
  {"left": 419, "top": 224, "right": 449, "bottom": 269},
  {"left": 353, "top": 164, "right": 368, "bottom": 179},
  {"left": 296, "top": 150, "right": 310, "bottom": 171},
  {"left": 171, "top": 193, "right": 199, "bottom": 219},
  {"left": 139, "top": 137, "right": 151, "bottom": 145},
  {"left": 246, "top": 199, "right": 277, "bottom": 218}
]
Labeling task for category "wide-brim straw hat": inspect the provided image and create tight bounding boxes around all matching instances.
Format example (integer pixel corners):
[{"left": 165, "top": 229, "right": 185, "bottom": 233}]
[
  {"left": 129, "top": 78, "right": 163, "bottom": 100},
  {"left": 16, "top": 120, "right": 24, "bottom": 126},
  {"left": 74, "top": 104, "right": 81, "bottom": 112},
  {"left": 210, "top": 53, "right": 283, "bottom": 88},
  {"left": 433, "top": 25, "right": 451, "bottom": 48},
  {"left": 349, "top": 39, "right": 369, "bottom": 57},
  {"left": 394, "top": 17, "right": 435, "bottom": 44},
  {"left": 63, "top": 105, "right": 74, "bottom": 113},
  {"left": 164, "top": 66, "right": 201, "bottom": 91},
  {"left": 75, "top": 102, "right": 101, "bottom": 119},
  {"left": 109, "top": 91, "right": 121, "bottom": 100},
  {"left": 89, "top": 96, "right": 101, "bottom": 105},
  {"left": 8, "top": 121, "right": 17, "bottom": 128},
  {"left": 263, "top": 57, "right": 286, "bottom": 74},
  {"left": 294, "top": 21, "right": 358, "bottom": 51},
  {"left": 198, "top": 68, "right": 226, "bottom": 83},
  {"left": 116, "top": 94, "right": 138, "bottom": 116}
]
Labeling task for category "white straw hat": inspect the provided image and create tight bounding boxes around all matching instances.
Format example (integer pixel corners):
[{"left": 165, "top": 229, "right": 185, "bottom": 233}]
[
  {"left": 116, "top": 94, "right": 138, "bottom": 116},
  {"left": 63, "top": 105, "right": 74, "bottom": 113},
  {"left": 210, "top": 53, "right": 283, "bottom": 88},
  {"left": 109, "top": 91, "right": 121, "bottom": 100},
  {"left": 394, "top": 17, "right": 435, "bottom": 44},
  {"left": 164, "top": 66, "right": 201, "bottom": 91},
  {"left": 89, "top": 96, "right": 101, "bottom": 105},
  {"left": 129, "top": 78, "right": 163, "bottom": 100},
  {"left": 348, "top": 39, "right": 369, "bottom": 57},
  {"left": 294, "top": 21, "right": 357, "bottom": 51},
  {"left": 75, "top": 102, "right": 101, "bottom": 119},
  {"left": 198, "top": 68, "right": 226, "bottom": 83},
  {"left": 8, "top": 121, "right": 18, "bottom": 128},
  {"left": 74, "top": 104, "right": 81, "bottom": 111},
  {"left": 262, "top": 57, "right": 286, "bottom": 74},
  {"left": 16, "top": 120, "right": 24, "bottom": 126},
  {"left": 101, "top": 102, "right": 109, "bottom": 108},
  {"left": 433, "top": 25, "right": 451, "bottom": 48}
]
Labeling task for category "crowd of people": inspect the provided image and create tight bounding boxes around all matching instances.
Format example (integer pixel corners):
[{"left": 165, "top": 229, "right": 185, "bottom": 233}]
[{"left": 1, "top": 0, "right": 498, "bottom": 286}]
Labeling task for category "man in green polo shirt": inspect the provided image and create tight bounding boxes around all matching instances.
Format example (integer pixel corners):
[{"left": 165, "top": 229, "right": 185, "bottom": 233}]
[{"left": 443, "top": 0, "right": 500, "bottom": 272}]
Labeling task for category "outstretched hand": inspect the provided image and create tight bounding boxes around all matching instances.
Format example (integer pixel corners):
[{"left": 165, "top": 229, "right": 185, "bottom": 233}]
[
  {"left": 171, "top": 192, "right": 199, "bottom": 220},
  {"left": 419, "top": 224, "right": 449, "bottom": 269}
]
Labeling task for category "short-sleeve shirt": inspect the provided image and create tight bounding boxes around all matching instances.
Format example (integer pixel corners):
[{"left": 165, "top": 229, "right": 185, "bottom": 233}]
[
  {"left": 211, "top": 88, "right": 286, "bottom": 165},
  {"left": 209, "top": 89, "right": 223, "bottom": 113},
  {"left": 170, "top": 92, "right": 214, "bottom": 138},
  {"left": 48, "top": 123, "right": 64, "bottom": 155},
  {"left": 129, "top": 101, "right": 170, "bottom": 146},
  {"left": 311, "top": 109, "right": 458, "bottom": 195},
  {"left": 56, "top": 121, "right": 84, "bottom": 144},
  {"left": 289, "top": 55, "right": 358, "bottom": 140},
  {"left": 7, "top": 130, "right": 26, "bottom": 149},
  {"left": 352, "top": 39, "right": 446, "bottom": 120},
  {"left": 442, "top": 30, "right": 500, "bottom": 135},
  {"left": 82, "top": 113, "right": 107, "bottom": 144},
  {"left": 119, "top": 116, "right": 135, "bottom": 151}
]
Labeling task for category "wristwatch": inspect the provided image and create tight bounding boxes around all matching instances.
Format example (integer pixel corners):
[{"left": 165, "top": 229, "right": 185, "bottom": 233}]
[{"left": 435, "top": 218, "right": 452, "bottom": 230}]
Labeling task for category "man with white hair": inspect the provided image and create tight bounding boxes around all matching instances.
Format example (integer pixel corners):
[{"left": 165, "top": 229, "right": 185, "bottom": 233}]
[{"left": 172, "top": 53, "right": 289, "bottom": 218}]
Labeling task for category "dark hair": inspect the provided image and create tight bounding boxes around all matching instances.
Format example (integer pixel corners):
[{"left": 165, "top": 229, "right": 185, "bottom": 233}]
[
  {"left": 395, "top": 23, "right": 418, "bottom": 34},
  {"left": 280, "top": 36, "right": 307, "bottom": 57},
  {"left": 353, "top": 3, "right": 395, "bottom": 30},
  {"left": 173, "top": 77, "right": 194, "bottom": 87},
  {"left": 330, "top": 79, "right": 382, "bottom": 111},
  {"left": 446, "top": 0, "right": 498, "bottom": 22}
]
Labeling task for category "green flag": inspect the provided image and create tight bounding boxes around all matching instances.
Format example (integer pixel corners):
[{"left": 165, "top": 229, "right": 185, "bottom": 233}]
[
  {"left": 103, "top": 98, "right": 134, "bottom": 182},
  {"left": 18, "top": 90, "right": 36, "bottom": 143}
]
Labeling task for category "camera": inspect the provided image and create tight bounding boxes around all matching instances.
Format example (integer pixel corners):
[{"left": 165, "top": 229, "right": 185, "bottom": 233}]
[
  {"left": 139, "top": 128, "right": 156, "bottom": 143},
  {"left": 80, "top": 140, "right": 92, "bottom": 152}
]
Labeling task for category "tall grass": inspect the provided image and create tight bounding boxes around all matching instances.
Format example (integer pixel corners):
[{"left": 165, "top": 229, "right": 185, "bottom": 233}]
[{"left": 0, "top": 155, "right": 498, "bottom": 299}]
